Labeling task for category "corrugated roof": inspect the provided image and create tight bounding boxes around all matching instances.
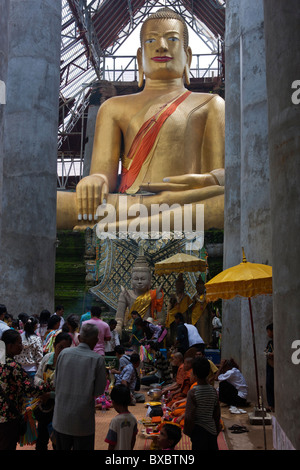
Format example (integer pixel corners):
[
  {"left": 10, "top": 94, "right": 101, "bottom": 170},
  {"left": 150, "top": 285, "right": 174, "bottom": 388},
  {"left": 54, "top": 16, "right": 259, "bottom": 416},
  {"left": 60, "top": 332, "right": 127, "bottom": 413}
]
[{"left": 60, "top": 0, "right": 225, "bottom": 99}]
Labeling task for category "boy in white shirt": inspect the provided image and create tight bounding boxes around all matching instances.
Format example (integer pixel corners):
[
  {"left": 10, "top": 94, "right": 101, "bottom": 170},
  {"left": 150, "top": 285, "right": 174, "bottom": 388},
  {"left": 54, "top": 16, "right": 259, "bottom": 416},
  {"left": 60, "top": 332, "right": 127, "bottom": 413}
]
[
  {"left": 104, "top": 319, "right": 120, "bottom": 355},
  {"left": 105, "top": 384, "right": 138, "bottom": 450}
]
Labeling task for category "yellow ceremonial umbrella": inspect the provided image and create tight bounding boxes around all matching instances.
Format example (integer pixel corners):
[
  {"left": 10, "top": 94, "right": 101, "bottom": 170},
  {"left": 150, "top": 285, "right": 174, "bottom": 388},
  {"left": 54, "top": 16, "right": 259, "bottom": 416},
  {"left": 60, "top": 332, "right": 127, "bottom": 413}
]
[
  {"left": 205, "top": 248, "right": 272, "bottom": 406},
  {"left": 155, "top": 253, "right": 207, "bottom": 327},
  {"left": 154, "top": 252, "right": 206, "bottom": 275}
]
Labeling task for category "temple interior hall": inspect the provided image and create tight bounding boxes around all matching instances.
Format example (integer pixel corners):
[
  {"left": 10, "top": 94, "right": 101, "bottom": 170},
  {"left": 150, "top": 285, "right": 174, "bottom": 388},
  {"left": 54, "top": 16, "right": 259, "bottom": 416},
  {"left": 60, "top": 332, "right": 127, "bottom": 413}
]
[{"left": 0, "top": 0, "right": 299, "bottom": 451}]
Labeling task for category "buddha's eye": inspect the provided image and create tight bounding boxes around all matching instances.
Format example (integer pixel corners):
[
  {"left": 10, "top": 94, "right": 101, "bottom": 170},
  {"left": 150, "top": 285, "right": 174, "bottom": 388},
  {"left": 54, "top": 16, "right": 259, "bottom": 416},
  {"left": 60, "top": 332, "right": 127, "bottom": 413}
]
[
  {"left": 145, "top": 38, "right": 156, "bottom": 44},
  {"left": 168, "top": 37, "right": 179, "bottom": 42}
]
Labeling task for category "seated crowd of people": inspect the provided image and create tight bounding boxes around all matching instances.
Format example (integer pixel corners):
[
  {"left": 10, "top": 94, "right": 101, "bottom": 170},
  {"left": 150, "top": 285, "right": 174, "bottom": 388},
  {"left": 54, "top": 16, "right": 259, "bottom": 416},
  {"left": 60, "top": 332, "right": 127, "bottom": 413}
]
[{"left": 0, "top": 303, "right": 249, "bottom": 451}]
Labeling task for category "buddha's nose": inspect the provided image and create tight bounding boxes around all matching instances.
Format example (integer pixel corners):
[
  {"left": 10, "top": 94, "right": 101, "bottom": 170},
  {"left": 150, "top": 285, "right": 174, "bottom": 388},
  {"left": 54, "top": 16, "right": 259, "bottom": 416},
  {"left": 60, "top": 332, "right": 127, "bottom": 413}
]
[{"left": 156, "top": 37, "right": 168, "bottom": 52}]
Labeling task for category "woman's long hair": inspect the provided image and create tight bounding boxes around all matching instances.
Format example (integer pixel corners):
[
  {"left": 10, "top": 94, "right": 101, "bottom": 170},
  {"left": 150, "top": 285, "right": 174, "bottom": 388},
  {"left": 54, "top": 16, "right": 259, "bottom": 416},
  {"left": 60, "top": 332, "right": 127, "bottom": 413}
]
[{"left": 23, "top": 316, "right": 38, "bottom": 340}]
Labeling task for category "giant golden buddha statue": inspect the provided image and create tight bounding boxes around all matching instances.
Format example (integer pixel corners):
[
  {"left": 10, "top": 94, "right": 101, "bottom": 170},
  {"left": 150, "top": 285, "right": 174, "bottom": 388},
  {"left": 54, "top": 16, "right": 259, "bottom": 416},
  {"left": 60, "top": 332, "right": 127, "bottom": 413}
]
[{"left": 56, "top": 8, "right": 225, "bottom": 233}]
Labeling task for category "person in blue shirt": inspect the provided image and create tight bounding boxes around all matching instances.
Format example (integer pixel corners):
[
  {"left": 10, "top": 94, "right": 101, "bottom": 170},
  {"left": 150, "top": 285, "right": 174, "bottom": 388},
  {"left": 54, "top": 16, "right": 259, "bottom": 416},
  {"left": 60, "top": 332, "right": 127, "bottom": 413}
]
[
  {"left": 114, "top": 353, "right": 145, "bottom": 405},
  {"left": 80, "top": 307, "right": 91, "bottom": 326}
]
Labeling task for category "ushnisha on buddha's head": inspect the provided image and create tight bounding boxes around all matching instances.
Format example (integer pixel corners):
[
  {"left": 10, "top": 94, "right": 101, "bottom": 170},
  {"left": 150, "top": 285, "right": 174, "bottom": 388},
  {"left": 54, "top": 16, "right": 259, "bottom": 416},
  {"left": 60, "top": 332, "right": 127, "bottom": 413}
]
[{"left": 137, "top": 7, "right": 192, "bottom": 87}]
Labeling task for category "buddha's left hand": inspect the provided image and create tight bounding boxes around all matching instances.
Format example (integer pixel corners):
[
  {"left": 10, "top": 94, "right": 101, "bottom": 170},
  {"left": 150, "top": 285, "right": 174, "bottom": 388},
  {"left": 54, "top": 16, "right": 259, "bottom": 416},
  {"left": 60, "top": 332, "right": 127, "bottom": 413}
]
[{"left": 139, "top": 173, "right": 219, "bottom": 193}]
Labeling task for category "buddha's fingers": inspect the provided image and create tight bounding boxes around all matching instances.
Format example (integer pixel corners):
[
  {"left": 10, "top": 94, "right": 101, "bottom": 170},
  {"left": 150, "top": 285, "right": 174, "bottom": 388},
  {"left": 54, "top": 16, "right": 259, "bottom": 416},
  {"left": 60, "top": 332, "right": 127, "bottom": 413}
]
[
  {"left": 139, "top": 182, "right": 189, "bottom": 193},
  {"left": 87, "top": 185, "right": 96, "bottom": 221},
  {"left": 76, "top": 184, "right": 84, "bottom": 221}
]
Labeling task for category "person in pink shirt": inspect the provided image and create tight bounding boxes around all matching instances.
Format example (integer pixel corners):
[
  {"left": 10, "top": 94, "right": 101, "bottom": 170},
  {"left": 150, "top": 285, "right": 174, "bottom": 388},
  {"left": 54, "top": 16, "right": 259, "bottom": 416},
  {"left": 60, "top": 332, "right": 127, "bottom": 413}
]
[{"left": 82, "top": 306, "right": 111, "bottom": 356}]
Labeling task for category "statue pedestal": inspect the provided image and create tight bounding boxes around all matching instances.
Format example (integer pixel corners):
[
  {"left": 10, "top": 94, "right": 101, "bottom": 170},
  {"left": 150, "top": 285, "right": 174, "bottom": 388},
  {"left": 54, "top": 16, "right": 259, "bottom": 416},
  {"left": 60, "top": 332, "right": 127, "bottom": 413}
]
[
  {"left": 88, "top": 234, "right": 205, "bottom": 315},
  {"left": 248, "top": 407, "right": 272, "bottom": 425}
]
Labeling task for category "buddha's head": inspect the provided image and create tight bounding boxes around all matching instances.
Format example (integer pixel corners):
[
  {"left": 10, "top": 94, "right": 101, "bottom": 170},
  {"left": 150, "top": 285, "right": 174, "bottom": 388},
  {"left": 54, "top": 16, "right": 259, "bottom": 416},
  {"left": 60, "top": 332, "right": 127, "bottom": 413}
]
[
  {"left": 137, "top": 8, "right": 192, "bottom": 86},
  {"left": 131, "top": 254, "right": 152, "bottom": 293}
]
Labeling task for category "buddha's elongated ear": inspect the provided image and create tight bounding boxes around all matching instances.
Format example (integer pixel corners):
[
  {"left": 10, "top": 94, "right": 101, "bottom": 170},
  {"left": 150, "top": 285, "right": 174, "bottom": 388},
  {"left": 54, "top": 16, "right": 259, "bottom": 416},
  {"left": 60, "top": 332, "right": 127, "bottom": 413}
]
[
  {"left": 184, "top": 46, "right": 192, "bottom": 85},
  {"left": 137, "top": 47, "right": 144, "bottom": 88}
]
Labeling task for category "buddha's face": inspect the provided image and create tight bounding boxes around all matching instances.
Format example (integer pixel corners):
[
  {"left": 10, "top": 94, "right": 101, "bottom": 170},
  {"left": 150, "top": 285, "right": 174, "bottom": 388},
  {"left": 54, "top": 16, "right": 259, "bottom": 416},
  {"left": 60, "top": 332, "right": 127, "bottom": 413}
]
[
  {"left": 131, "top": 269, "right": 151, "bottom": 292},
  {"left": 139, "top": 18, "right": 191, "bottom": 81}
]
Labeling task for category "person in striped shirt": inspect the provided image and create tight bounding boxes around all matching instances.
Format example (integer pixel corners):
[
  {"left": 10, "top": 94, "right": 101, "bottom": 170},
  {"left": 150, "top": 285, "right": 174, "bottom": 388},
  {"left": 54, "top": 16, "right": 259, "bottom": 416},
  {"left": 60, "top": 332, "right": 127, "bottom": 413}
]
[{"left": 183, "top": 356, "right": 221, "bottom": 450}]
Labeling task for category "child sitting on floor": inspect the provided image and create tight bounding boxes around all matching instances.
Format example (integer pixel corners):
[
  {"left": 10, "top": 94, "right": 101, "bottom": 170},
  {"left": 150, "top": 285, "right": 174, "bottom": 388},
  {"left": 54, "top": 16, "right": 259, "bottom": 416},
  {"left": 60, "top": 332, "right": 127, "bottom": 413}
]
[
  {"left": 105, "top": 384, "right": 138, "bottom": 450},
  {"left": 157, "top": 423, "right": 182, "bottom": 450}
]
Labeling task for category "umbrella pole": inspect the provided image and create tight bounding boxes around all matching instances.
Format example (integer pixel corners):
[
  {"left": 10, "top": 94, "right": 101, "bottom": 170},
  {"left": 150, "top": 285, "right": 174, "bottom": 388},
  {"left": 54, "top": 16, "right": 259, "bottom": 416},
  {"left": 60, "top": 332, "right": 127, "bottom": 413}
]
[{"left": 248, "top": 297, "right": 260, "bottom": 407}]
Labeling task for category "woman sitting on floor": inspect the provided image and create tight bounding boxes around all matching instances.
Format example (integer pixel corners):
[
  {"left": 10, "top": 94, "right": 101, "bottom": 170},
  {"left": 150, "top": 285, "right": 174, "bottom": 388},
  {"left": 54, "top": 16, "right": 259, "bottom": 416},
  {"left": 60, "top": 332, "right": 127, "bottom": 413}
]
[{"left": 215, "top": 358, "right": 249, "bottom": 407}]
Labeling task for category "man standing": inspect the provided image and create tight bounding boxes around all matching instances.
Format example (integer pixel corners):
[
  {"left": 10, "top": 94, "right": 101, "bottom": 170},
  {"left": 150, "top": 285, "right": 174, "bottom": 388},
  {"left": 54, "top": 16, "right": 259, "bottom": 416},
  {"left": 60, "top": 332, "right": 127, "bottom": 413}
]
[
  {"left": 0, "top": 304, "right": 10, "bottom": 339},
  {"left": 52, "top": 323, "right": 106, "bottom": 450},
  {"left": 104, "top": 319, "right": 120, "bottom": 356},
  {"left": 174, "top": 313, "right": 189, "bottom": 355},
  {"left": 52, "top": 304, "right": 65, "bottom": 329},
  {"left": 212, "top": 309, "right": 222, "bottom": 349},
  {"left": 83, "top": 306, "right": 111, "bottom": 356}
]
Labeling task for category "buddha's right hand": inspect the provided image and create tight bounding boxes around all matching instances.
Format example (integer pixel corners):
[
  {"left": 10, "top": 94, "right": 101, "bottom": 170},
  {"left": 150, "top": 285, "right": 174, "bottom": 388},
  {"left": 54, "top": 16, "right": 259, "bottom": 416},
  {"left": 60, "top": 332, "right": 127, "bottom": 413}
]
[{"left": 76, "top": 174, "right": 109, "bottom": 221}]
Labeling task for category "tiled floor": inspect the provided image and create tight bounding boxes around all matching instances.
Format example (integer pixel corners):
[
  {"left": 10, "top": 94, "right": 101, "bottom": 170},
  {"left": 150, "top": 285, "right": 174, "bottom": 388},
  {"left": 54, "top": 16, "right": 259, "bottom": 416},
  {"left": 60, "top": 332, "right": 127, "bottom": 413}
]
[
  {"left": 17, "top": 386, "right": 274, "bottom": 451},
  {"left": 17, "top": 387, "right": 230, "bottom": 451},
  {"left": 17, "top": 388, "right": 159, "bottom": 451}
]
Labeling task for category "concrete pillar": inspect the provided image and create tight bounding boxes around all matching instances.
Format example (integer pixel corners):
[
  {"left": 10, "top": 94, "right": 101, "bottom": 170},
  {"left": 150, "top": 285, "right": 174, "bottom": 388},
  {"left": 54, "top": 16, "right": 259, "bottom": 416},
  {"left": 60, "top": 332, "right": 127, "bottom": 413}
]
[
  {"left": 223, "top": 0, "right": 273, "bottom": 403},
  {"left": 0, "top": 0, "right": 61, "bottom": 315},
  {"left": 239, "top": 0, "right": 273, "bottom": 403},
  {"left": 222, "top": 0, "right": 242, "bottom": 364},
  {"left": 264, "top": 0, "right": 300, "bottom": 450}
]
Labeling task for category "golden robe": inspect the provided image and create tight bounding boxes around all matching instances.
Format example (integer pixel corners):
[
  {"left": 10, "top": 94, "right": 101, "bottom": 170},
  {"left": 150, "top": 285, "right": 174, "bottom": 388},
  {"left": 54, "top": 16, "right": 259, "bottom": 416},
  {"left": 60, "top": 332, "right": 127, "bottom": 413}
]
[{"left": 165, "top": 294, "right": 192, "bottom": 328}]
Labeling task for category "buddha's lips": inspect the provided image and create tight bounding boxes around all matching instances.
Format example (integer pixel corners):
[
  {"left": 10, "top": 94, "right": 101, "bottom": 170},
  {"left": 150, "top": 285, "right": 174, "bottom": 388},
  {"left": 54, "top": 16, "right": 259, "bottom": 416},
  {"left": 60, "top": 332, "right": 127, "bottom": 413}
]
[{"left": 151, "top": 56, "right": 173, "bottom": 62}]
